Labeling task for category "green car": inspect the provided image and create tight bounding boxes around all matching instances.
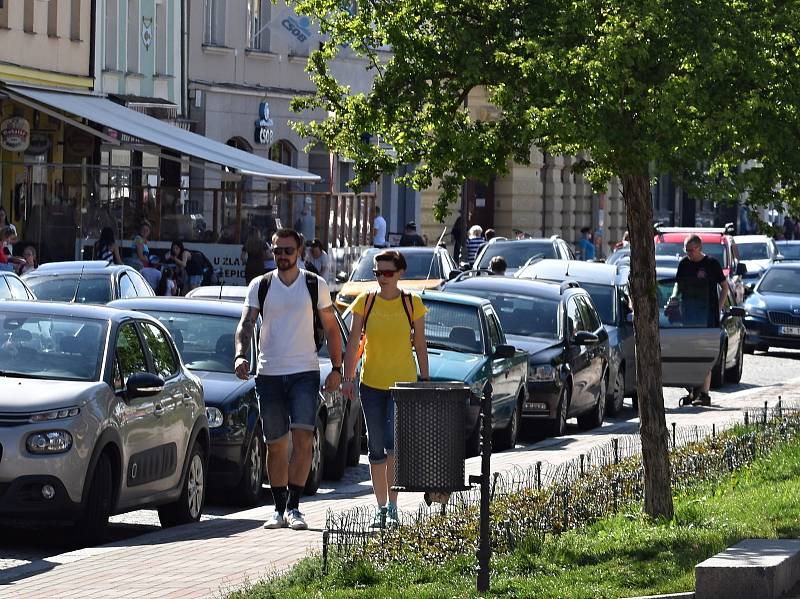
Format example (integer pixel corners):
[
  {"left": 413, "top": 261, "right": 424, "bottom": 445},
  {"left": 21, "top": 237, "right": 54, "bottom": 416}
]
[{"left": 420, "top": 291, "right": 529, "bottom": 454}]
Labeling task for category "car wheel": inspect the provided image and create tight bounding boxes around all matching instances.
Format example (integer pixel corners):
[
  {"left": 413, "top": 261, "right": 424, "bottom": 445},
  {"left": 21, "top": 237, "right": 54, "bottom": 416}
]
[
  {"left": 158, "top": 441, "right": 206, "bottom": 527},
  {"left": 304, "top": 413, "right": 325, "bottom": 496},
  {"left": 324, "top": 408, "right": 349, "bottom": 481},
  {"left": 578, "top": 372, "right": 606, "bottom": 430},
  {"left": 607, "top": 365, "right": 625, "bottom": 416},
  {"left": 710, "top": 341, "right": 727, "bottom": 389},
  {"left": 494, "top": 394, "right": 522, "bottom": 451},
  {"left": 346, "top": 406, "right": 364, "bottom": 467},
  {"left": 725, "top": 339, "right": 745, "bottom": 384},
  {"left": 548, "top": 384, "right": 570, "bottom": 437},
  {"left": 75, "top": 453, "right": 113, "bottom": 544},
  {"left": 236, "top": 429, "right": 264, "bottom": 507}
]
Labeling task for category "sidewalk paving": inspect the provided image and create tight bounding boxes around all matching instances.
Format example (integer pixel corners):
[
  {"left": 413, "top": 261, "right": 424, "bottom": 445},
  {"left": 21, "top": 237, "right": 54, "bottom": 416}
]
[{"left": 2, "top": 379, "right": 800, "bottom": 599}]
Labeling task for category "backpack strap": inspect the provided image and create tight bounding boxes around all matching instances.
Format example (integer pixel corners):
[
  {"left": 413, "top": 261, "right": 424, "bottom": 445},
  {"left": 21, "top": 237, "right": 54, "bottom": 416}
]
[
  {"left": 257, "top": 271, "right": 274, "bottom": 319},
  {"left": 400, "top": 291, "right": 414, "bottom": 329},
  {"left": 361, "top": 291, "right": 378, "bottom": 335},
  {"left": 304, "top": 271, "right": 324, "bottom": 351}
]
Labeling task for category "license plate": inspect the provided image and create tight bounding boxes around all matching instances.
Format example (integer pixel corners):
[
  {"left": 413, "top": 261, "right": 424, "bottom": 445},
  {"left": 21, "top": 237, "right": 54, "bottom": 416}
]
[{"left": 781, "top": 326, "right": 800, "bottom": 336}]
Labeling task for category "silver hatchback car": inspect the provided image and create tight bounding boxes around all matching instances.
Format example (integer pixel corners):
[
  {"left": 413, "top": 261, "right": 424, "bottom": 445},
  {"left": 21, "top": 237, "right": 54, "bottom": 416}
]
[{"left": 0, "top": 301, "right": 208, "bottom": 542}]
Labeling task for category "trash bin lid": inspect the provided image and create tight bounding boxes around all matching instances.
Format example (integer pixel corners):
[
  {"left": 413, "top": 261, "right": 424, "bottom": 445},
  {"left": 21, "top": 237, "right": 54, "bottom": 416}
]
[{"left": 391, "top": 381, "right": 470, "bottom": 390}]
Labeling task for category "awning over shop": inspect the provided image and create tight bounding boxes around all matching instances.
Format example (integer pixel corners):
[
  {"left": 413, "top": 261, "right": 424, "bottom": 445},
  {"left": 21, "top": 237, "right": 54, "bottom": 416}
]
[{"left": 6, "top": 85, "right": 320, "bottom": 182}]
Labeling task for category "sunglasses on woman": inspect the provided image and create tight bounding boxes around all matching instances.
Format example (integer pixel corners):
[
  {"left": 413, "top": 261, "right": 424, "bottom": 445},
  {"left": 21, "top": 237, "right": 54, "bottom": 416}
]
[
  {"left": 373, "top": 269, "right": 398, "bottom": 277},
  {"left": 272, "top": 246, "right": 297, "bottom": 256}
]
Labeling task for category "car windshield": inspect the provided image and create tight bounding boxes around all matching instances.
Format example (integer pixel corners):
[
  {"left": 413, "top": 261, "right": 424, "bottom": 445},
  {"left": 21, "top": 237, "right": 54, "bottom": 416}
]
[
  {"left": 449, "top": 289, "right": 561, "bottom": 340},
  {"left": 737, "top": 243, "right": 770, "bottom": 260},
  {"left": 351, "top": 251, "right": 442, "bottom": 281},
  {"left": 0, "top": 314, "right": 107, "bottom": 381},
  {"left": 656, "top": 277, "right": 715, "bottom": 328},
  {"left": 776, "top": 243, "right": 800, "bottom": 260},
  {"left": 580, "top": 283, "right": 617, "bottom": 326},
  {"left": 422, "top": 299, "right": 485, "bottom": 353},
  {"left": 758, "top": 269, "right": 800, "bottom": 294},
  {"left": 476, "top": 242, "right": 556, "bottom": 270},
  {"left": 144, "top": 311, "right": 245, "bottom": 373},
  {"left": 26, "top": 275, "right": 112, "bottom": 304},
  {"left": 655, "top": 242, "right": 727, "bottom": 268}
]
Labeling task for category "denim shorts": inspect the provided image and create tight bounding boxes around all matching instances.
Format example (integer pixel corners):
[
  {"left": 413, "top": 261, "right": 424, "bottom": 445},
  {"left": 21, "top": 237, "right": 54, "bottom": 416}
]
[
  {"left": 360, "top": 384, "right": 395, "bottom": 464},
  {"left": 255, "top": 371, "right": 320, "bottom": 443}
]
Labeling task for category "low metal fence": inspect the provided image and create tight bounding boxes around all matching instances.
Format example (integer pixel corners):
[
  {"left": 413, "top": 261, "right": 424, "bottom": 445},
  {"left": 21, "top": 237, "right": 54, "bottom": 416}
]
[{"left": 321, "top": 398, "right": 800, "bottom": 570}]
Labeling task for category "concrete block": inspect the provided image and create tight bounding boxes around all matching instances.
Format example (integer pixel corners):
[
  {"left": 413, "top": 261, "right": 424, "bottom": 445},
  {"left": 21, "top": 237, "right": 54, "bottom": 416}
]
[{"left": 695, "top": 539, "right": 800, "bottom": 599}]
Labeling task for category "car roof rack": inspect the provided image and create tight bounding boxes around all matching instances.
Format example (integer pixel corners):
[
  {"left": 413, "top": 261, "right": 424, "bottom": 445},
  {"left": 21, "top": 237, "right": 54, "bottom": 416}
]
[{"left": 451, "top": 269, "right": 498, "bottom": 283}]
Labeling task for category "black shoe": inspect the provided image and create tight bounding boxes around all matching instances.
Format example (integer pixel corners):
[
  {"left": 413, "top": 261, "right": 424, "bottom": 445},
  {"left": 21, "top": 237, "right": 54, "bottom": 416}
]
[
  {"left": 691, "top": 393, "right": 711, "bottom": 407},
  {"left": 678, "top": 393, "right": 695, "bottom": 407}
]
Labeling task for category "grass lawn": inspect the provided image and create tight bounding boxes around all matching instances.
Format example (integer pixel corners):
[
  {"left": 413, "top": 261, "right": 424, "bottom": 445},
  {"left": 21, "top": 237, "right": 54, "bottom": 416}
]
[{"left": 229, "top": 439, "right": 800, "bottom": 599}]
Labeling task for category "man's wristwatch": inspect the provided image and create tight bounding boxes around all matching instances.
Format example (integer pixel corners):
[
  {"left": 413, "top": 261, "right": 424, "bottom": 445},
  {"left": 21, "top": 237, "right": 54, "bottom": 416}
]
[{"left": 234, "top": 354, "right": 248, "bottom": 362}]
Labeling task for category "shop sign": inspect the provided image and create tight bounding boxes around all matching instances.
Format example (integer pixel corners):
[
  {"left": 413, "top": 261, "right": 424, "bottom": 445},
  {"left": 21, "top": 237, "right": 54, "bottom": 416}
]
[
  {"left": 0, "top": 116, "right": 31, "bottom": 152},
  {"left": 25, "top": 131, "right": 51, "bottom": 155},
  {"left": 281, "top": 13, "right": 312, "bottom": 43},
  {"left": 254, "top": 101, "right": 275, "bottom": 145},
  {"left": 66, "top": 129, "right": 95, "bottom": 157}
]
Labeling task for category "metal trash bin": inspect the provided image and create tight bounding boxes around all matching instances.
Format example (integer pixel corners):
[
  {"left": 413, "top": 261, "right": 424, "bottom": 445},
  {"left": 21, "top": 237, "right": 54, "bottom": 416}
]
[{"left": 392, "top": 381, "right": 470, "bottom": 493}]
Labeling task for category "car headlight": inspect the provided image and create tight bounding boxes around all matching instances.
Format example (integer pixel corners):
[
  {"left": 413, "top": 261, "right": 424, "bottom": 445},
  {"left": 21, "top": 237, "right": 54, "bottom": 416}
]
[
  {"left": 26, "top": 431, "right": 73, "bottom": 454},
  {"left": 745, "top": 304, "right": 767, "bottom": 318},
  {"left": 529, "top": 364, "right": 557, "bottom": 382},
  {"left": 206, "top": 407, "right": 224, "bottom": 428},
  {"left": 29, "top": 407, "right": 80, "bottom": 423}
]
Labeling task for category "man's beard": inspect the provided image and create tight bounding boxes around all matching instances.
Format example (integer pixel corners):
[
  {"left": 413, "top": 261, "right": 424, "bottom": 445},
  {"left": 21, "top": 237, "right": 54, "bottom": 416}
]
[{"left": 277, "top": 257, "right": 297, "bottom": 271}]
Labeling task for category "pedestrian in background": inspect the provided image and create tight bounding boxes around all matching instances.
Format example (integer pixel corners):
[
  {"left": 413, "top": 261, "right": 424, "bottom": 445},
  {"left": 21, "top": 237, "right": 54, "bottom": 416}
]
[
  {"left": 450, "top": 213, "right": 463, "bottom": 261},
  {"left": 341, "top": 249, "right": 429, "bottom": 528},
  {"left": 242, "top": 228, "right": 267, "bottom": 284},
  {"left": 18, "top": 245, "right": 38, "bottom": 275},
  {"left": 140, "top": 255, "right": 163, "bottom": 291},
  {"left": 373, "top": 206, "right": 388, "bottom": 248},
  {"left": 235, "top": 228, "right": 343, "bottom": 532},
  {"left": 294, "top": 197, "right": 316, "bottom": 241},
  {"left": 132, "top": 222, "right": 152, "bottom": 270},
  {"left": 399, "top": 222, "right": 425, "bottom": 247},
  {"left": 578, "top": 227, "right": 596, "bottom": 261},
  {"left": 784, "top": 215, "right": 795, "bottom": 240},
  {"left": 307, "top": 239, "right": 332, "bottom": 284},
  {"left": 164, "top": 241, "right": 191, "bottom": 292},
  {"left": 94, "top": 227, "right": 122, "bottom": 265},
  {"left": 489, "top": 255, "right": 507, "bottom": 275},
  {"left": 156, "top": 267, "right": 177, "bottom": 296},
  {"left": 0, "top": 206, "right": 15, "bottom": 237},
  {"left": 0, "top": 227, "right": 23, "bottom": 272},
  {"left": 465, "top": 225, "right": 486, "bottom": 265}
]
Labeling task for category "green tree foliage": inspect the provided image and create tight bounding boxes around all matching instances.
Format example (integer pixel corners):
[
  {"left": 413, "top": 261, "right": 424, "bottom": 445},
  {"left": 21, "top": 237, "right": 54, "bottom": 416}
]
[{"left": 290, "top": 0, "right": 800, "bottom": 518}]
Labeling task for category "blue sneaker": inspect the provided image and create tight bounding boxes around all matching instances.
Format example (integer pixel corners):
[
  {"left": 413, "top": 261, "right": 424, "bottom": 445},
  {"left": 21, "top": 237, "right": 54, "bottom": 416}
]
[
  {"left": 370, "top": 506, "right": 387, "bottom": 529},
  {"left": 386, "top": 502, "right": 399, "bottom": 527}
]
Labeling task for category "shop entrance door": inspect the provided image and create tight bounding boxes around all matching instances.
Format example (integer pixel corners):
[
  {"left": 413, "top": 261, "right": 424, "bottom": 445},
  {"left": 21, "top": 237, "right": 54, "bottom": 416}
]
[{"left": 465, "top": 178, "right": 495, "bottom": 231}]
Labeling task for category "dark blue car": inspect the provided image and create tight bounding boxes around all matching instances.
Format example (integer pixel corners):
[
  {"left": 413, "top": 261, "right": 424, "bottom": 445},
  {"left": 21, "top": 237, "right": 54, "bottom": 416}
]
[{"left": 742, "top": 262, "right": 800, "bottom": 353}]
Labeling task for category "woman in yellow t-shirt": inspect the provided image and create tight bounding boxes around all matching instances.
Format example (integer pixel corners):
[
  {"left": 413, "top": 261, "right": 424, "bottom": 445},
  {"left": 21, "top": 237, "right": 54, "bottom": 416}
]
[{"left": 341, "top": 250, "right": 429, "bottom": 528}]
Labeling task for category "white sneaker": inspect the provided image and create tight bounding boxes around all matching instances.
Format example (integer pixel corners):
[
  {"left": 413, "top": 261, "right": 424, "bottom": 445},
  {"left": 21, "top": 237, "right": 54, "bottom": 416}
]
[
  {"left": 263, "top": 511, "right": 287, "bottom": 529},
  {"left": 286, "top": 509, "right": 308, "bottom": 530}
]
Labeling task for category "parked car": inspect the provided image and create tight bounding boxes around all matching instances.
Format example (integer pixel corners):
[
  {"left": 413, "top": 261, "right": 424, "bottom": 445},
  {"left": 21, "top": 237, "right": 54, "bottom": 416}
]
[
  {"left": 655, "top": 266, "right": 747, "bottom": 389},
  {"left": 109, "top": 296, "right": 362, "bottom": 496},
  {"left": 605, "top": 247, "right": 630, "bottom": 266},
  {"left": 444, "top": 274, "right": 609, "bottom": 437},
  {"left": 774, "top": 240, "right": 800, "bottom": 262},
  {"left": 516, "top": 259, "right": 631, "bottom": 415},
  {"left": 654, "top": 225, "right": 747, "bottom": 303},
  {"left": 733, "top": 234, "right": 782, "bottom": 281},
  {"left": 334, "top": 246, "right": 458, "bottom": 311},
  {"left": 741, "top": 262, "right": 800, "bottom": 353},
  {"left": 0, "top": 301, "right": 208, "bottom": 541},
  {"left": 0, "top": 270, "right": 36, "bottom": 300},
  {"left": 472, "top": 237, "right": 574, "bottom": 276},
  {"left": 185, "top": 285, "right": 250, "bottom": 302},
  {"left": 23, "top": 261, "right": 155, "bottom": 304},
  {"left": 408, "top": 290, "right": 528, "bottom": 452}
]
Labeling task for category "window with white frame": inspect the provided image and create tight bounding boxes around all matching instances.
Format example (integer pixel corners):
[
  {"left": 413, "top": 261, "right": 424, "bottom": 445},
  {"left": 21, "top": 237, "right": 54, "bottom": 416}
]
[
  {"left": 203, "top": 0, "right": 225, "bottom": 46},
  {"left": 247, "top": 0, "right": 269, "bottom": 50},
  {"left": 104, "top": 0, "right": 118, "bottom": 69},
  {"left": 127, "top": 0, "right": 139, "bottom": 72},
  {"left": 155, "top": 0, "right": 167, "bottom": 74},
  {"left": 48, "top": 0, "right": 59, "bottom": 36}
]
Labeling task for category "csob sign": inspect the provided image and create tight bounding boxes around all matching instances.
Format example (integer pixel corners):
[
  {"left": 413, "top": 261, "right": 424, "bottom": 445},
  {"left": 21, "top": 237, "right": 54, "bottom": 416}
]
[
  {"left": 281, "top": 13, "right": 312, "bottom": 43},
  {"left": 253, "top": 101, "right": 274, "bottom": 146},
  {"left": 0, "top": 117, "right": 31, "bottom": 152}
]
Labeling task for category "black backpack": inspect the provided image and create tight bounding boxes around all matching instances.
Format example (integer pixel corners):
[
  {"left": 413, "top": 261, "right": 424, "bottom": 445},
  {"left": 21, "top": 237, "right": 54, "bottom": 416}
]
[{"left": 257, "top": 270, "right": 324, "bottom": 351}]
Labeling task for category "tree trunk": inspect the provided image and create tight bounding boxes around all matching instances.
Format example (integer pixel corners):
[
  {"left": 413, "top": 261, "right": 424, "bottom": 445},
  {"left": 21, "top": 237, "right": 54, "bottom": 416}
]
[{"left": 621, "top": 173, "right": 674, "bottom": 520}]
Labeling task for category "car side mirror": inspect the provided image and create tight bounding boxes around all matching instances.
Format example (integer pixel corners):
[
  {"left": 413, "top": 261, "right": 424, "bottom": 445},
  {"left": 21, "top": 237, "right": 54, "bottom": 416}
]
[
  {"left": 335, "top": 270, "right": 349, "bottom": 283},
  {"left": 727, "top": 306, "right": 747, "bottom": 318},
  {"left": 493, "top": 344, "right": 516, "bottom": 358},
  {"left": 744, "top": 283, "right": 755, "bottom": 297},
  {"left": 448, "top": 269, "right": 462, "bottom": 281},
  {"left": 572, "top": 331, "right": 599, "bottom": 345},
  {"left": 775, "top": 254, "right": 785, "bottom": 262},
  {"left": 735, "top": 262, "right": 747, "bottom": 276},
  {"left": 126, "top": 372, "right": 165, "bottom": 399}
]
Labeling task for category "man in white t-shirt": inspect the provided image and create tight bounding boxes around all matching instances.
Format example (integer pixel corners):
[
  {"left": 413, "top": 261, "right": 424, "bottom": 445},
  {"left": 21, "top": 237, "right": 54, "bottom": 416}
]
[
  {"left": 234, "top": 228, "right": 343, "bottom": 531},
  {"left": 373, "top": 206, "right": 387, "bottom": 248}
]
